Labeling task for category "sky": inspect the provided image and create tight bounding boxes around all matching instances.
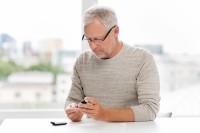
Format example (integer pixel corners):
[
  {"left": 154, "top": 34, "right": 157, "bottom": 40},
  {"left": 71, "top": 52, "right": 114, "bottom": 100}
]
[
  {"left": 99, "top": 0, "right": 200, "bottom": 54},
  {"left": 1, "top": 0, "right": 200, "bottom": 54},
  {"left": 0, "top": 0, "right": 82, "bottom": 50}
]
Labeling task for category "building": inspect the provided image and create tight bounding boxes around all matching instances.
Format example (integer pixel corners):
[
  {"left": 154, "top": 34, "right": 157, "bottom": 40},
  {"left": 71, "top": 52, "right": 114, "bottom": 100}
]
[
  {"left": 56, "top": 74, "right": 72, "bottom": 103},
  {"left": 0, "top": 71, "right": 54, "bottom": 104},
  {"left": 135, "top": 44, "right": 163, "bottom": 55}
]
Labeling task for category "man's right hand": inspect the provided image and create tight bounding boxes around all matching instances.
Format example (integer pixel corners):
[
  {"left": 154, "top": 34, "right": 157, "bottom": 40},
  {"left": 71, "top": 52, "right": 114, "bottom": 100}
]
[{"left": 65, "top": 103, "right": 84, "bottom": 122}]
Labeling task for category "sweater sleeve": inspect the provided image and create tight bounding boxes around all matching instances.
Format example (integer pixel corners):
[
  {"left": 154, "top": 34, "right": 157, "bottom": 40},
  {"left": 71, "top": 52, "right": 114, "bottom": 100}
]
[
  {"left": 64, "top": 55, "right": 85, "bottom": 110},
  {"left": 131, "top": 50, "right": 160, "bottom": 121}
]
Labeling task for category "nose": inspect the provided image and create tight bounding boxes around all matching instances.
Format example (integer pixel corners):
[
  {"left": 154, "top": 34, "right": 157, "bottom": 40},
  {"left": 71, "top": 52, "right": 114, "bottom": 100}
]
[{"left": 89, "top": 41, "right": 98, "bottom": 49}]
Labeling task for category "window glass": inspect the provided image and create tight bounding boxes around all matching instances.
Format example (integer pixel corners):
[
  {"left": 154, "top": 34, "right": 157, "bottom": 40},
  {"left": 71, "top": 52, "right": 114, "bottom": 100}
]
[
  {"left": 98, "top": 0, "right": 200, "bottom": 116},
  {"left": 0, "top": 0, "right": 81, "bottom": 109}
]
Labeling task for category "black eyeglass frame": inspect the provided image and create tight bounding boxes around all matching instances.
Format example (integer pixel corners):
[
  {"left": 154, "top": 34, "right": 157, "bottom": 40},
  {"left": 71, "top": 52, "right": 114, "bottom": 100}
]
[{"left": 82, "top": 25, "right": 116, "bottom": 44}]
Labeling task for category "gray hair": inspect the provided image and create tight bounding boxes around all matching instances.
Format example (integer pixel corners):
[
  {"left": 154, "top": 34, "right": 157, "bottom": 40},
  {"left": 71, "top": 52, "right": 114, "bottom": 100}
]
[{"left": 83, "top": 6, "right": 118, "bottom": 30}]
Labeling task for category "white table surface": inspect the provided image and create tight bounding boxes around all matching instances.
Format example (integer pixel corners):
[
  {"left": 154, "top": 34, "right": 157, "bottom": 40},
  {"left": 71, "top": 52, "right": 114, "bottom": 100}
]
[{"left": 0, "top": 117, "right": 200, "bottom": 133}]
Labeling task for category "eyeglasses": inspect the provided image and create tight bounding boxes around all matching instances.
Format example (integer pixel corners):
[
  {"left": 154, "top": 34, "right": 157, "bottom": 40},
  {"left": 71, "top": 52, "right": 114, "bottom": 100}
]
[{"left": 82, "top": 25, "right": 116, "bottom": 45}]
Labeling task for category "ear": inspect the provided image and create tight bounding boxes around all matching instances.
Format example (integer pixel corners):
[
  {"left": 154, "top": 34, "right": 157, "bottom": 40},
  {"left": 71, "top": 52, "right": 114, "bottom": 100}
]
[{"left": 114, "top": 25, "right": 119, "bottom": 37}]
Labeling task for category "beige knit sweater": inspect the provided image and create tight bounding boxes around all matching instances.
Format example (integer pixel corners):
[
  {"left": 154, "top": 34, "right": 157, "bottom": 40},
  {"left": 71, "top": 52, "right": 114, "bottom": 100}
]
[{"left": 65, "top": 43, "right": 160, "bottom": 121}]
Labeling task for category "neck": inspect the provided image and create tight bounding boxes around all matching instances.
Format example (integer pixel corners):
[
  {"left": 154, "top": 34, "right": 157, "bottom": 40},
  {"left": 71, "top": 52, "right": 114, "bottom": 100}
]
[{"left": 107, "top": 40, "right": 123, "bottom": 59}]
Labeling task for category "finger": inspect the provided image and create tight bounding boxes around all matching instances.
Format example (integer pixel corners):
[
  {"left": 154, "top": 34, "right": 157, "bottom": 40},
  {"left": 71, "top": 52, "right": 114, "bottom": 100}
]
[
  {"left": 79, "top": 107, "right": 95, "bottom": 115},
  {"left": 69, "top": 103, "right": 78, "bottom": 108},
  {"left": 78, "top": 103, "right": 95, "bottom": 110},
  {"left": 68, "top": 112, "right": 76, "bottom": 119},
  {"left": 71, "top": 111, "right": 82, "bottom": 121},
  {"left": 74, "top": 111, "right": 83, "bottom": 121},
  {"left": 68, "top": 109, "right": 79, "bottom": 119},
  {"left": 84, "top": 97, "right": 98, "bottom": 105},
  {"left": 66, "top": 108, "right": 77, "bottom": 114},
  {"left": 67, "top": 109, "right": 81, "bottom": 120}
]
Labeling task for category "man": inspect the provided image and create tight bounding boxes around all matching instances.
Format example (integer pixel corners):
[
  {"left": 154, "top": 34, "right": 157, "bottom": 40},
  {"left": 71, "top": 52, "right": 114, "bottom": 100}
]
[{"left": 65, "top": 5, "right": 160, "bottom": 122}]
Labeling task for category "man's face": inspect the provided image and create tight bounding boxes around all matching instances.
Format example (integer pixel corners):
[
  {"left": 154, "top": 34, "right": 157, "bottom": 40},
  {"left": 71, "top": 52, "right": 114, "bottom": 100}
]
[{"left": 83, "top": 19, "right": 118, "bottom": 59}]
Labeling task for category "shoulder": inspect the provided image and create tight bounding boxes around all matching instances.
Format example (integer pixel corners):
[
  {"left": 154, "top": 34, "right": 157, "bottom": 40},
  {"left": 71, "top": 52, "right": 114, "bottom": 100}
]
[{"left": 123, "top": 43, "right": 154, "bottom": 60}]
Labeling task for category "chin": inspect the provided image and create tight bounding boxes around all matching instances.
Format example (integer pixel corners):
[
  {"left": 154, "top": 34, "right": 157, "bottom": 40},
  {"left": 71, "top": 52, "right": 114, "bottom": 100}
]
[{"left": 95, "top": 54, "right": 107, "bottom": 59}]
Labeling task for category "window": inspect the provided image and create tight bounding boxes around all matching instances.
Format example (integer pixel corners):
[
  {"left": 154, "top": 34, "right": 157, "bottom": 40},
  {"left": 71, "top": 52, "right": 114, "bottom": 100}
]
[
  {"left": 1, "top": 0, "right": 200, "bottom": 117},
  {"left": 35, "top": 92, "right": 41, "bottom": 100},
  {"left": 15, "top": 92, "right": 21, "bottom": 98},
  {"left": 98, "top": 0, "right": 200, "bottom": 116},
  {"left": 0, "top": 0, "right": 81, "bottom": 109}
]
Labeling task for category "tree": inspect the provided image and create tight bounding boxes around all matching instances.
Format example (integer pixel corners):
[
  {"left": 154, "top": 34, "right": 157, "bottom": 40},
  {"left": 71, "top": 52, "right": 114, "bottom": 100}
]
[
  {"left": 26, "top": 62, "right": 66, "bottom": 84},
  {"left": 0, "top": 60, "right": 22, "bottom": 80}
]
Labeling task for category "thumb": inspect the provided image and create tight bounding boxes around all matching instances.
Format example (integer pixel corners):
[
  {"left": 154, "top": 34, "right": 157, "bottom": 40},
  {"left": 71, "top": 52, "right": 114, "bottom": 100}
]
[{"left": 84, "top": 97, "right": 98, "bottom": 105}]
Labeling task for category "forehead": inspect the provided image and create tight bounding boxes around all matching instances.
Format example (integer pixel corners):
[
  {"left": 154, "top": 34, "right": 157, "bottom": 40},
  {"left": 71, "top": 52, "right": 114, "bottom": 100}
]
[{"left": 84, "top": 19, "right": 107, "bottom": 38}]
